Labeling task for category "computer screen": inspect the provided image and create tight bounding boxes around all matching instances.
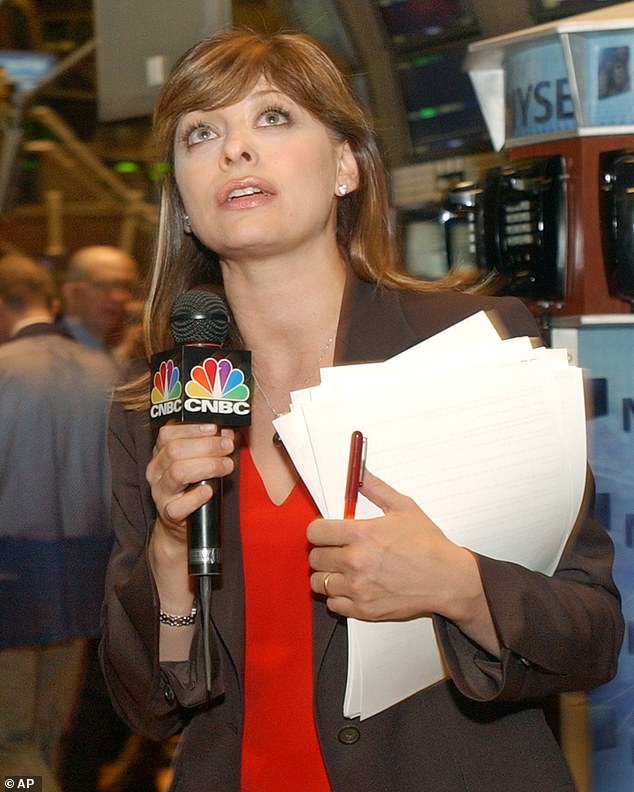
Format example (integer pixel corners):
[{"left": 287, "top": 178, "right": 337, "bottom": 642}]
[
  {"left": 530, "top": 0, "right": 627, "bottom": 22},
  {"left": 375, "top": 0, "right": 480, "bottom": 51},
  {"left": 397, "top": 46, "right": 492, "bottom": 160},
  {"left": 0, "top": 50, "right": 56, "bottom": 95}
]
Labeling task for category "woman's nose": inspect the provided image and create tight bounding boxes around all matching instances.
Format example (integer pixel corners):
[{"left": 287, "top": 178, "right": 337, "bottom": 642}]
[{"left": 220, "top": 128, "right": 256, "bottom": 168}]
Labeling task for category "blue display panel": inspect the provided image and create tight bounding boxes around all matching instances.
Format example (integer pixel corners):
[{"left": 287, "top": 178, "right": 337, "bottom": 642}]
[
  {"left": 571, "top": 30, "right": 634, "bottom": 128},
  {"left": 552, "top": 320, "right": 634, "bottom": 792},
  {"left": 0, "top": 50, "right": 56, "bottom": 94},
  {"left": 505, "top": 37, "right": 578, "bottom": 141},
  {"left": 504, "top": 28, "right": 634, "bottom": 144}
]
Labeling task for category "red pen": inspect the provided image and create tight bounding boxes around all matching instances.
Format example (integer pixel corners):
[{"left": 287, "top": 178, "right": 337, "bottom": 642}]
[{"left": 344, "top": 430, "right": 367, "bottom": 519}]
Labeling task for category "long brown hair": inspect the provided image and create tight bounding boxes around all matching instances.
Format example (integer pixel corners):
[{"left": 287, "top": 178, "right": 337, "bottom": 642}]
[{"left": 125, "top": 29, "right": 437, "bottom": 407}]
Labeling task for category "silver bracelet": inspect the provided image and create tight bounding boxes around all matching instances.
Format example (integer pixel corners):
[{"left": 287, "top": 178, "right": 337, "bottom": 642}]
[{"left": 159, "top": 604, "right": 197, "bottom": 627}]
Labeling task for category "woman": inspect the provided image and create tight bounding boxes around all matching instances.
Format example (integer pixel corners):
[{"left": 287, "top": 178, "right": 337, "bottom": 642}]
[{"left": 100, "top": 30, "right": 623, "bottom": 791}]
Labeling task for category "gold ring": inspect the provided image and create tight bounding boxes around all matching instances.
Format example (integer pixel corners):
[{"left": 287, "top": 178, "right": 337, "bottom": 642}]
[{"left": 323, "top": 572, "right": 334, "bottom": 598}]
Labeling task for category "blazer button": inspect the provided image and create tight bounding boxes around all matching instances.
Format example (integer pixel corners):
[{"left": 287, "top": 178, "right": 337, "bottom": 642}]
[
  {"left": 337, "top": 726, "right": 360, "bottom": 745},
  {"left": 163, "top": 683, "right": 176, "bottom": 705}
]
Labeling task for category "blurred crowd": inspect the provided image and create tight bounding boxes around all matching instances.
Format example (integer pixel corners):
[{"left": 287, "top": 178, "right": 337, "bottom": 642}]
[{"left": 0, "top": 245, "right": 172, "bottom": 792}]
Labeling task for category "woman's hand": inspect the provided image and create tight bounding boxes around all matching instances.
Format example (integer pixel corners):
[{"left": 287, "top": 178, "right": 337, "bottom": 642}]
[
  {"left": 146, "top": 423, "right": 235, "bottom": 658},
  {"left": 307, "top": 471, "right": 500, "bottom": 656},
  {"left": 146, "top": 422, "right": 235, "bottom": 541}
]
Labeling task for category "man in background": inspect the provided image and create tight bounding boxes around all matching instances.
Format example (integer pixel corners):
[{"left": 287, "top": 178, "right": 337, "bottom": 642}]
[
  {"left": 58, "top": 244, "right": 140, "bottom": 357},
  {"left": 58, "top": 244, "right": 165, "bottom": 792},
  {"left": 0, "top": 254, "right": 116, "bottom": 791}
]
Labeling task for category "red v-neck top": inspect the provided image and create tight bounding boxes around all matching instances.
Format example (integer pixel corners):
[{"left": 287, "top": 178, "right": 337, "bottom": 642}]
[{"left": 239, "top": 447, "right": 331, "bottom": 791}]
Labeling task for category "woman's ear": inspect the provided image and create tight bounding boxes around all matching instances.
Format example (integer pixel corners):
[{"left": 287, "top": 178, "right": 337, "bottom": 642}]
[{"left": 335, "top": 141, "right": 360, "bottom": 195}]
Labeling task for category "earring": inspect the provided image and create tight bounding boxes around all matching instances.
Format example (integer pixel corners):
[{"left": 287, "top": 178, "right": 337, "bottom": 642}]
[
  {"left": 337, "top": 184, "right": 349, "bottom": 197},
  {"left": 183, "top": 214, "right": 191, "bottom": 233}
]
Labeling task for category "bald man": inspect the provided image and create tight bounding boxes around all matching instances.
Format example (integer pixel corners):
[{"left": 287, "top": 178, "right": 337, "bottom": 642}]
[{"left": 60, "top": 245, "right": 139, "bottom": 353}]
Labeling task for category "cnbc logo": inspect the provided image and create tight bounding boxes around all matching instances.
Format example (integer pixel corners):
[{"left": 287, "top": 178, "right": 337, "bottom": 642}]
[
  {"left": 150, "top": 356, "right": 251, "bottom": 420},
  {"left": 184, "top": 357, "right": 251, "bottom": 416},
  {"left": 152, "top": 359, "right": 181, "bottom": 400}
]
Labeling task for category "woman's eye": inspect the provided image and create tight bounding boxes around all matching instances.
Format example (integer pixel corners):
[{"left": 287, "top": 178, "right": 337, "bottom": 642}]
[
  {"left": 258, "top": 108, "right": 290, "bottom": 127},
  {"left": 186, "top": 124, "right": 216, "bottom": 145}
]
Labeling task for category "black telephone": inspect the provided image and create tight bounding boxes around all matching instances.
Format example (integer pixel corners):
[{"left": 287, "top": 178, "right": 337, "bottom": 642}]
[
  {"left": 481, "top": 155, "right": 568, "bottom": 303},
  {"left": 440, "top": 180, "right": 485, "bottom": 274},
  {"left": 600, "top": 149, "right": 634, "bottom": 304}
]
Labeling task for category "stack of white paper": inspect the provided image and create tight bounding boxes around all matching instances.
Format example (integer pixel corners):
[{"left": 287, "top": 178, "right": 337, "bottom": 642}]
[{"left": 273, "top": 311, "right": 587, "bottom": 720}]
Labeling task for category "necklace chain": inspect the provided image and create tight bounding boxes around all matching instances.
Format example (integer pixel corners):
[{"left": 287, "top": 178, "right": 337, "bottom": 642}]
[
  {"left": 253, "top": 373, "right": 284, "bottom": 418},
  {"left": 253, "top": 333, "right": 335, "bottom": 419}
]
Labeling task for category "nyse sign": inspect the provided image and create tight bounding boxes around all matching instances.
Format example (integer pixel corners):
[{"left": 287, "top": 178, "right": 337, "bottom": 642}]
[
  {"left": 508, "top": 78, "right": 575, "bottom": 135},
  {"left": 505, "top": 37, "right": 577, "bottom": 140}
]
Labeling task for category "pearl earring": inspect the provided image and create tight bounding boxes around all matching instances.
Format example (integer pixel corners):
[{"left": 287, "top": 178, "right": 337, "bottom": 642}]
[{"left": 337, "top": 184, "right": 349, "bottom": 196}]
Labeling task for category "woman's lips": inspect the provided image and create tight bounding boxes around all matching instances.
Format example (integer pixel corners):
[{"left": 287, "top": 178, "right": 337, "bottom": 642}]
[{"left": 217, "top": 178, "right": 276, "bottom": 206}]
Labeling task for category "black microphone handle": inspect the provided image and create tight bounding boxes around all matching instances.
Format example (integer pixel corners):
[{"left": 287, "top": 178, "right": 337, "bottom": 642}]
[
  {"left": 188, "top": 478, "right": 223, "bottom": 576},
  {"left": 189, "top": 477, "right": 222, "bottom": 695}
]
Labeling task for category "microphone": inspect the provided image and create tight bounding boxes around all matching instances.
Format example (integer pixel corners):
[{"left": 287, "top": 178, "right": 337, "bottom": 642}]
[
  {"left": 170, "top": 289, "right": 231, "bottom": 578},
  {"left": 150, "top": 289, "right": 251, "bottom": 692},
  {"left": 150, "top": 288, "right": 251, "bottom": 434}
]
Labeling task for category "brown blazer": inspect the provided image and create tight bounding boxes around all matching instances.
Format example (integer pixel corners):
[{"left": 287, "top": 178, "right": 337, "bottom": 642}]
[{"left": 101, "top": 274, "right": 623, "bottom": 791}]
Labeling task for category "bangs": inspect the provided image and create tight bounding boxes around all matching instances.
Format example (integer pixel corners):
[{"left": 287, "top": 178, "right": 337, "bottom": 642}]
[{"left": 154, "top": 32, "right": 357, "bottom": 160}]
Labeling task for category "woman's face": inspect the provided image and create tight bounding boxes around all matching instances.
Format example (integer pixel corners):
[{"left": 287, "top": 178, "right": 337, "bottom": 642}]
[{"left": 173, "top": 77, "right": 356, "bottom": 263}]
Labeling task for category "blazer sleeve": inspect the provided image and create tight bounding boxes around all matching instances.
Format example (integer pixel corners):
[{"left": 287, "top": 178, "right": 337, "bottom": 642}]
[
  {"left": 379, "top": 287, "right": 623, "bottom": 704},
  {"left": 99, "top": 398, "right": 220, "bottom": 740},
  {"left": 435, "top": 461, "right": 623, "bottom": 703},
  {"left": 404, "top": 293, "right": 624, "bottom": 701}
]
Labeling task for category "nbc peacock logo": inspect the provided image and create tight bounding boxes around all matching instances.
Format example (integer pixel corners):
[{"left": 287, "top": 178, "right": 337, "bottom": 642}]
[
  {"left": 151, "top": 359, "right": 182, "bottom": 404},
  {"left": 185, "top": 357, "right": 250, "bottom": 402}
]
